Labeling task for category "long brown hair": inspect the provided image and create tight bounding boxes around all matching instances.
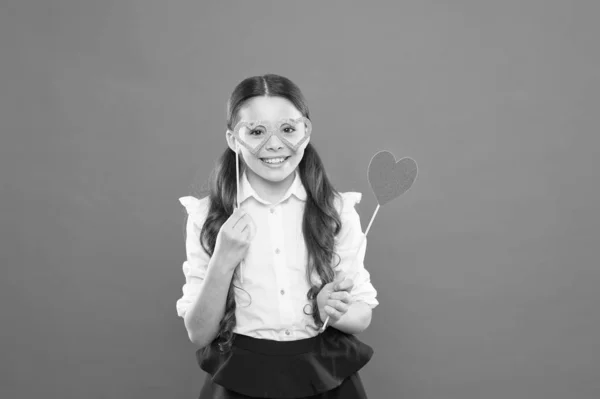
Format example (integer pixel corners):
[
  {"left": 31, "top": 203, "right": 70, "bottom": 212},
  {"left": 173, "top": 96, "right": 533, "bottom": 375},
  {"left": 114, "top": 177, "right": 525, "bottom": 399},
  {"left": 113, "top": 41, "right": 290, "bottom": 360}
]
[{"left": 197, "top": 74, "right": 342, "bottom": 352}]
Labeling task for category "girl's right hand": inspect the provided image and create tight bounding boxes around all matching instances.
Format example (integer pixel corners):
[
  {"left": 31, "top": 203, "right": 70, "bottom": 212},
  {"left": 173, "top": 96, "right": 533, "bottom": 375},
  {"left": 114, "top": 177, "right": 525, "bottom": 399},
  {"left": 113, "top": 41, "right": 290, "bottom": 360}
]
[{"left": 212, "top": 208, "right": 256, "bottom": 273}]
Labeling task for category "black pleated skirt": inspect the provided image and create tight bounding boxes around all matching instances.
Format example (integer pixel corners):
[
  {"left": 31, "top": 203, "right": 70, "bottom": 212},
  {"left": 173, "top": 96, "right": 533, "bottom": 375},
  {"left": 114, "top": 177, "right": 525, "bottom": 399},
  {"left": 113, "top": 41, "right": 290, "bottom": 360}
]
[{"left": 196, "top": 327, "right": 374, "bottom": 399}]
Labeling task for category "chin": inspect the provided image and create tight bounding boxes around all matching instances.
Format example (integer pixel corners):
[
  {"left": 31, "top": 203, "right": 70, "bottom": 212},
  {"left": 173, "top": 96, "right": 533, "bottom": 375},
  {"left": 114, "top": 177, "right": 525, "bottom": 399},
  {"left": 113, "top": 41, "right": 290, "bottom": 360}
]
[
  {"left": 249, "top": 161, "right": 297, "bottom": 182},
  {"left": 257, "top": 168, "right": 294, "bottom": 181}
]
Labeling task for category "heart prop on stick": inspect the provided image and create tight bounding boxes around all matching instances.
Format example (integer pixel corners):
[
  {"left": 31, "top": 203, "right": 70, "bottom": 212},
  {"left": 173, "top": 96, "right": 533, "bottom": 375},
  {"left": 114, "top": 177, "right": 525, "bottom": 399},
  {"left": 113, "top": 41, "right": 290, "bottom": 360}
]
[
  {"left": 368, "top": 151, "right": 418, "bottom": 206},
  {"left": 321, "top": 151, "right": 418, "bottom": 331}
]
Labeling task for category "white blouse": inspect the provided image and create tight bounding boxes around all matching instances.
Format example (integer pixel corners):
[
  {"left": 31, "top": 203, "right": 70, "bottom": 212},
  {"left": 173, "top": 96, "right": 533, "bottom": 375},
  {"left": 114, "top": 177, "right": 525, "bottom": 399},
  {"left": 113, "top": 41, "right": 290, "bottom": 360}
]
[{"left": 176, "top": 170, "right": 379, "bottom": 341}]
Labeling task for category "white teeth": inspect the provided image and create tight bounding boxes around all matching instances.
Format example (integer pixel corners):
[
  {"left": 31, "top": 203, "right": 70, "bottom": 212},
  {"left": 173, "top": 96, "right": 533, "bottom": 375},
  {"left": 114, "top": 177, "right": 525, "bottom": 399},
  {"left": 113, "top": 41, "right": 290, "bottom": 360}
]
[{"left": 262, "top": 157, "right": 286, "bottom": 164}]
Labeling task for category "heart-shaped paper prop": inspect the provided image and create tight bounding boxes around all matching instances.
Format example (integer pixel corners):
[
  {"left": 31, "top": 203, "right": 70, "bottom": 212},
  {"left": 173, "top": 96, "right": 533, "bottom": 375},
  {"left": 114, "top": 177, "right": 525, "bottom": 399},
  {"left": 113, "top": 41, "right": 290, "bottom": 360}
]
[{"left": 368, "top": 151, "right": 418, "bottom": 206}]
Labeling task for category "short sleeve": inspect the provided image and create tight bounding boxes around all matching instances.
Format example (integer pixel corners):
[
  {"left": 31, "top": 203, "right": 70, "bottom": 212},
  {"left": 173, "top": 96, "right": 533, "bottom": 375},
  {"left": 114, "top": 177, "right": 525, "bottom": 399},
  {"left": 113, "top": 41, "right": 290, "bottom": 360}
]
[
  {"left": 176, "top": 196, "right": 211, "bottom": 318},
  {"left": 333, "top": 192, "right": 379, "bottom": 309}
]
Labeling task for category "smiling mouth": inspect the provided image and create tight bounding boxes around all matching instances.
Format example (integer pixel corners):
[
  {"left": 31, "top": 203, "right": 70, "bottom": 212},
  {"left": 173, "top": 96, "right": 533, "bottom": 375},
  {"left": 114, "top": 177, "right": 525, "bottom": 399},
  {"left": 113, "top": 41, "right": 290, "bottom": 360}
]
[{"left": 260, "top": 156, "right": 291, "bottom": 164}]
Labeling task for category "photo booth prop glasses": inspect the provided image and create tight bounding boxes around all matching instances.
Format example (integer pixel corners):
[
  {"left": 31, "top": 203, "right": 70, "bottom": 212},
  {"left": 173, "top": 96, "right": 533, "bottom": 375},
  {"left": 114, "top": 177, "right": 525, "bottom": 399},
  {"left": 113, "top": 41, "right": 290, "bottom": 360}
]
[{"left": 231, "top": 117, "right": 312, "bottom": 155}]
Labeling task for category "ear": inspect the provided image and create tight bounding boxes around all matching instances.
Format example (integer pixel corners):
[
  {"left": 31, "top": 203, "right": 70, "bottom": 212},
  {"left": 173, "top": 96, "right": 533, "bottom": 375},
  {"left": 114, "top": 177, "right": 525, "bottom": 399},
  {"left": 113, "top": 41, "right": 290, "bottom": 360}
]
[
  {"left": 225, "top": 129, "right": 238, "bottom": 153},
  {"left": 301, "top": 135, "right": 311, "bottom": 150}
]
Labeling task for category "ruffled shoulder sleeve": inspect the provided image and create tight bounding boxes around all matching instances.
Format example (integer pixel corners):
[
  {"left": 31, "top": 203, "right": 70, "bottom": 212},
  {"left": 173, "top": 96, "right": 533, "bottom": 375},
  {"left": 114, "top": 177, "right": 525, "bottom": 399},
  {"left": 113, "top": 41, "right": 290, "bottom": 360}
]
[
  {"left": 179, "top": 195, "right": 210, "bottom": 224},
  {"left": 176, "top": 195, "right": 211, "bottom": 318},
  {"left": 334, "top": 191, "right": 362, "bottom": 215}
]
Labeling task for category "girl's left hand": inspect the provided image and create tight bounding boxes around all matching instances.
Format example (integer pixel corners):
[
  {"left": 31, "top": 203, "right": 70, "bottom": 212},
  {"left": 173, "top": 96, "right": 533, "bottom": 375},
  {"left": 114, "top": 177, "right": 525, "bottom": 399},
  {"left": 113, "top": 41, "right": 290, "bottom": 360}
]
[{"left": 317, "top": 278, "right": 354, "bottom": 325}]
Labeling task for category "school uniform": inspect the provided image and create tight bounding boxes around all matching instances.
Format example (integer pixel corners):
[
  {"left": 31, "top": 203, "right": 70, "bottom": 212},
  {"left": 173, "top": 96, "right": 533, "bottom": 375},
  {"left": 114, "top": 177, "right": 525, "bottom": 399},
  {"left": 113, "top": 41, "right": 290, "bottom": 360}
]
[{"left": 178, "top": 170, "right": 379, "bottom": 398}]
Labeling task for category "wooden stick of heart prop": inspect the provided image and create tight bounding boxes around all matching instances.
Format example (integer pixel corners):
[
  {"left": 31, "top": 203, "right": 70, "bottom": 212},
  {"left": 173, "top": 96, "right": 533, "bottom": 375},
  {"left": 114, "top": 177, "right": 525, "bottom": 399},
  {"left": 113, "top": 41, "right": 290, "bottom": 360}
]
[
  {"left": 321, "top": 151, "right": 418, "bottom": 331},
  {"left": 234, "top": 144, "right": 246, "bottom": 284}
]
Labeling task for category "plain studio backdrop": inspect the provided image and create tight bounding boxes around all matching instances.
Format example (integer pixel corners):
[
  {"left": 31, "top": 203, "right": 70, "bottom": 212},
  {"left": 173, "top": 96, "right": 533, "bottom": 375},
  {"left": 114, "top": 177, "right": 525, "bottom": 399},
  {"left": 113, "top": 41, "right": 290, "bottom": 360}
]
[{"left": 1, "top": 1, "right": 599, "bottom": 398}]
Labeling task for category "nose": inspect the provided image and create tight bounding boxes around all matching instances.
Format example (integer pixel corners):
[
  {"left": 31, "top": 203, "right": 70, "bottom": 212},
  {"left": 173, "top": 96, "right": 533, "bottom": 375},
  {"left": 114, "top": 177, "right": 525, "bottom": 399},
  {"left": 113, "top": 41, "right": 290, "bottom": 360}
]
[{"left": 265, "top": 133, "right": 284, "bottom": 151}]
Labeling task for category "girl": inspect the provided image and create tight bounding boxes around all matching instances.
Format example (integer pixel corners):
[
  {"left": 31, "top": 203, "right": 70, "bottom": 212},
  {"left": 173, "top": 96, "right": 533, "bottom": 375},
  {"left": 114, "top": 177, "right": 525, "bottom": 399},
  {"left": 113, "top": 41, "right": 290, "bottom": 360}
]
[{"left": 177, "top": 74, "right": 379, "bottom": 399}]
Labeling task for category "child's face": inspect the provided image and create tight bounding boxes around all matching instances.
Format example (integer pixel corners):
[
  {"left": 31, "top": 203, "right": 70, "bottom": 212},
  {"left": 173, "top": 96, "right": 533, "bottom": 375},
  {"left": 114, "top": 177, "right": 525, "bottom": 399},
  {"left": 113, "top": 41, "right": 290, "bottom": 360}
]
[{"left": 226, "top": 96, "right": 310, "bottom": 184}]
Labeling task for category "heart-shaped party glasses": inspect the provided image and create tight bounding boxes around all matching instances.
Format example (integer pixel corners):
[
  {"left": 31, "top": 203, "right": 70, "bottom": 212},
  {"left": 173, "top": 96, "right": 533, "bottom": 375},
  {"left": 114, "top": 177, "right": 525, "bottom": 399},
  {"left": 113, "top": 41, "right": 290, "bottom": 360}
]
[{"left": 231, "top": 117, "right": 312, "bottom": 156}]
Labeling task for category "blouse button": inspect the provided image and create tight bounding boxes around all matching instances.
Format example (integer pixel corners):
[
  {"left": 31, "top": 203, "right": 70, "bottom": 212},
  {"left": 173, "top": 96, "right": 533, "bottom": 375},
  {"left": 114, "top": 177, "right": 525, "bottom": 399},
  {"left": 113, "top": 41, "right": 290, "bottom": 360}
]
[
  {"left": 280, "top": 289, "right": 285, "bottom": 295},
  {"left": 275, "top": 248, "right": 280, "bottom": 254},
  {"left": 270, "top": 208, "right": 275, "bottom": 214},
  {"left": 285, "top": 330, "right": 291, "bottom": 336}
]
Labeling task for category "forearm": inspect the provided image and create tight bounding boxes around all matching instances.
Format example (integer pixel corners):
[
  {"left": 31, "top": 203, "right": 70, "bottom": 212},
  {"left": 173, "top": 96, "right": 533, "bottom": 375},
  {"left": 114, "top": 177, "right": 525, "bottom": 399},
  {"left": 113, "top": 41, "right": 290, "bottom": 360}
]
[
  {"left": 331, "top": 300, "right": 373, "bottom": 335},
  {"left": 184, "top": 257, "right": 235, "bottom": 347}
]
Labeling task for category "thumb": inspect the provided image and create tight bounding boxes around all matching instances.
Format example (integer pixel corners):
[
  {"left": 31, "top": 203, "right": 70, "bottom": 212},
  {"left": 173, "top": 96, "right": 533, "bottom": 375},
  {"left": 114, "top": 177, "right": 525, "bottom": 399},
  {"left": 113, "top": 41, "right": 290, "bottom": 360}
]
[
  {"left": 327, "top": 277, "right": 344, "bottom": 291},
  {"left": 334, "top": 277, "right": 355, "bottom": 292},
  {"left": 322, "top": 280, "right": 337, "bottom": 293}
]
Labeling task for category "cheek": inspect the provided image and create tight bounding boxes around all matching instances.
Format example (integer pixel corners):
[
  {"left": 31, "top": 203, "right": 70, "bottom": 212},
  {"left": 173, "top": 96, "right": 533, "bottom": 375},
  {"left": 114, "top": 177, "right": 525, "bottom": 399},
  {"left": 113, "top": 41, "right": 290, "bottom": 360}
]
[
  {"left": 239, "top": 150, "right": 258, "bottom": 163},
  {"left": 293, "top": 149, "right": 306, "bottom": 162}
]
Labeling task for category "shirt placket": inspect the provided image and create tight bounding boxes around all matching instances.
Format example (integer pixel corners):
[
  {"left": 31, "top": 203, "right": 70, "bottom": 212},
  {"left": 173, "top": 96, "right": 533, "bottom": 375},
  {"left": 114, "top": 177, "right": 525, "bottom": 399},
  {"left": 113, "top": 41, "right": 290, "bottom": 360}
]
[{"left": 269, "top": 204, "right": 295, "bottom": 338}]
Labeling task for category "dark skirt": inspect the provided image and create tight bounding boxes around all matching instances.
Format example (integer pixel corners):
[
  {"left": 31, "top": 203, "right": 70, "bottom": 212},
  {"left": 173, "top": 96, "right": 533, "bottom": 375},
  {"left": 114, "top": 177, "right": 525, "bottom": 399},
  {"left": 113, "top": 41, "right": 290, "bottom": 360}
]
[{"left": 196, "top": 327, "right": 374, "bottom": 399}]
